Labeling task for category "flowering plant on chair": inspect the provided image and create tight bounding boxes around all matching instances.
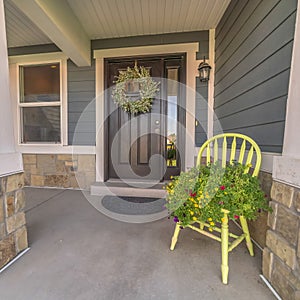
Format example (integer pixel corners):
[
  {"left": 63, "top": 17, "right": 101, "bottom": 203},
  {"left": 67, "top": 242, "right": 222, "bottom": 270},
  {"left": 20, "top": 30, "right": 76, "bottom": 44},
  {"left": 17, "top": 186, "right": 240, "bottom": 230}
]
[{"left": 165, "top": 162, "right": 271, "bottom": 228}]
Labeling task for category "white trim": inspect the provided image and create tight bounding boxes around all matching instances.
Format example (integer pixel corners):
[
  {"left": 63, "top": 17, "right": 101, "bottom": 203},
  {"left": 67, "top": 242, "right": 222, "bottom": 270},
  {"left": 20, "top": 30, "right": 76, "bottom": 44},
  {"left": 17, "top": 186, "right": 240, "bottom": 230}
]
[
  {"left": 260, "top": 152, "right": 279, "bottom": 173},
  {"left": 272, "top": 1, "right": 300, "bottom": 188},
  {"left": 207, "top": 29, "right": 215, "bottom": 139},
  {"left": 18, "top": 145, "right": 95, "bottom": 155},
  {"left": 94, "top": 43, "right": 200, "bottom": 181},
  {"left": 0, "top": 153, "right": 23, "bottom": 177},
  {"left": 273, "top": 156, "right": 300, "bottom": 188},
  {"left": 61, "top": 58, "right": 68, "bottom": 145},
  {"left": 9, "top": 53, "right": 68, "bottom": 151},
  {"left": 9, "top": 52, "right": 67, "bottom": 64},
  {"left": 282, "top": 0, "right": 300, "bottom": 159}
]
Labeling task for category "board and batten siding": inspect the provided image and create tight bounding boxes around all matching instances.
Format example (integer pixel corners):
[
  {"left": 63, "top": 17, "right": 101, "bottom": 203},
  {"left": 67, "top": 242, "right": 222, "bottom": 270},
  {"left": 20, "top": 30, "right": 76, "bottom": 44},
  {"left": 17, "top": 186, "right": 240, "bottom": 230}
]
[
  {"left": 214, "top": 0, "right": 297, "bottom": 153},
  {"left": 68, "top": 60, "right": 95, "bottom": 145}
]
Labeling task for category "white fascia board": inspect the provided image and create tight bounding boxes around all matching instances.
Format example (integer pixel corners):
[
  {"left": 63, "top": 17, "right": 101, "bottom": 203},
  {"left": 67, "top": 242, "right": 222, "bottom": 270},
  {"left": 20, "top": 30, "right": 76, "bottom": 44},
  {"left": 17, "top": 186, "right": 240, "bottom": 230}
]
[{"left": 11, "top": 0, "right": 90, "bottom": 67}]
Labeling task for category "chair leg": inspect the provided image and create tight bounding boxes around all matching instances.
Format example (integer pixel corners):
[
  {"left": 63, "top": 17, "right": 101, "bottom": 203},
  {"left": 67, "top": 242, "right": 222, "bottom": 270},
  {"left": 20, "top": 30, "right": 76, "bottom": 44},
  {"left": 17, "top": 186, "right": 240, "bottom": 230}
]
[
  {"left": 221, "top": 212, "right": 229, "bottom": 284},
  {"left": 240, "top": 216, "right": 254, "bottom": 256},
  {"left": 170, "top": 223, "right": 181, "bottom": 250}
]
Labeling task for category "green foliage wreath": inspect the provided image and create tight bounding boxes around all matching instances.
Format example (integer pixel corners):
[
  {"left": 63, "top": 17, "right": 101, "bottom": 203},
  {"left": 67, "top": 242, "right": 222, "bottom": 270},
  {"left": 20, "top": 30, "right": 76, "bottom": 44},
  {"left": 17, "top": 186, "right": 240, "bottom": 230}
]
[{"left": 112, "top": 65, "right": 160, "bottom": 114}]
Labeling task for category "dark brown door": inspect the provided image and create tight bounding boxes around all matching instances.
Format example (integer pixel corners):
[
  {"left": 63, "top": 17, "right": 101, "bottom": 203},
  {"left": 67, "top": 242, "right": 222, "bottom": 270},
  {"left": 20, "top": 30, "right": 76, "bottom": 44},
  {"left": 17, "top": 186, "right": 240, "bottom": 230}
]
[{"left": 105, "top": 55, "right": 185, "bottom": 181}]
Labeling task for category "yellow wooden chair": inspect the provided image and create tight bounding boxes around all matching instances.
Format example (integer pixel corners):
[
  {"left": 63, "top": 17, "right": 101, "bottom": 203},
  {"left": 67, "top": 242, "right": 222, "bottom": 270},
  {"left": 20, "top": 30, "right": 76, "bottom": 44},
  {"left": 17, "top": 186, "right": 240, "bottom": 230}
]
[{"left": 170, "top": 133, "right": 262, "bottom": 284}]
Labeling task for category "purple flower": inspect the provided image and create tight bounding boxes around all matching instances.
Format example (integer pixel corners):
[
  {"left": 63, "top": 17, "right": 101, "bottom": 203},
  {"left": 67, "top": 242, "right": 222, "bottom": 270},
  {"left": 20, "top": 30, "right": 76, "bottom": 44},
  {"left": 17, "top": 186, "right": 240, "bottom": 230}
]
[{"left": 173, "top": 216, "right": 179, "bottom": 223}]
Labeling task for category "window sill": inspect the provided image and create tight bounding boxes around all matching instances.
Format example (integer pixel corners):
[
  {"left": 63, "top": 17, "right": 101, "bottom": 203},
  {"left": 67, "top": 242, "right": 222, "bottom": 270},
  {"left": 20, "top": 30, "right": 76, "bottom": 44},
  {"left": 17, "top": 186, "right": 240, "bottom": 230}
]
[{"left": 16, "top": 144, "right": 96, "bottom": 155}]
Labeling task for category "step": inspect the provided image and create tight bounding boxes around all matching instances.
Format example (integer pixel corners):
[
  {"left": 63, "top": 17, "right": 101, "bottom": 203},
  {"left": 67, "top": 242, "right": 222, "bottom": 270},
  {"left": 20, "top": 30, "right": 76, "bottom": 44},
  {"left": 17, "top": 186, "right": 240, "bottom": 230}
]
[{"left": 90, "top": 180, "right": 167, "bottom": 198}]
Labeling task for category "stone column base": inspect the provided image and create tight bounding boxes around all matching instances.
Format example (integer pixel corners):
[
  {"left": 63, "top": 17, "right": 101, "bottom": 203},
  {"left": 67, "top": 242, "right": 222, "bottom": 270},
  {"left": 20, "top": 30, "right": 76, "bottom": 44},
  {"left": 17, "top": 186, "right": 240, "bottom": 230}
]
[{"left": 0, "top": 172, "right": 28, "bottom": 269}]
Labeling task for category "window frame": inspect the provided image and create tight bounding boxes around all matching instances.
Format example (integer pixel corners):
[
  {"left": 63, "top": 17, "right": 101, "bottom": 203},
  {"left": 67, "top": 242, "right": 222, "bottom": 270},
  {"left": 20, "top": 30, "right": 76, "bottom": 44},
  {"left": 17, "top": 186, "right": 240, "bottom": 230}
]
[{"left": 10, "top": 52, "right": 68, "bottom": 147}]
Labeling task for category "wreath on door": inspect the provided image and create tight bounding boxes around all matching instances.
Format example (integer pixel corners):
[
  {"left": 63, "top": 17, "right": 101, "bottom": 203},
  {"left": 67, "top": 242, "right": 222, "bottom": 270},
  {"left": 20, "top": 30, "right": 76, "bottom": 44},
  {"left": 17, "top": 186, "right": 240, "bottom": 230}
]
[{"left": 112, "top": 64, "right": 160, "bottom": 114}]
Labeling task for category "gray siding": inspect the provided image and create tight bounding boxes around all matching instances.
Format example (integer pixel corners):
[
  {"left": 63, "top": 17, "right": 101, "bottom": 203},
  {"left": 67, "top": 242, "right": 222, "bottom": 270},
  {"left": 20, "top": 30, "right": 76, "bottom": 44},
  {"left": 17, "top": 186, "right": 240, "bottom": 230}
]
[
  {"left": 92, "top": 31, "right": 209, "bottom": 59},
  {"left": 68, "top": 60, "right": 95, "bottom": 145},
  {"left": 214, "top": 0, "right": 297, "bottom": 153},
  {"left": 9, "top": 31, "right": 210, "bottom": 146}
]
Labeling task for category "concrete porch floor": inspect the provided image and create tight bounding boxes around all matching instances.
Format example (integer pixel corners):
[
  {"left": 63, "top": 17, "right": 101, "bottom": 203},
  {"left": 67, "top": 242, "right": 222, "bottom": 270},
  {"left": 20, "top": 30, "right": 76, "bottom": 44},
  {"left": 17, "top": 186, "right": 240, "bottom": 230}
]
[{"left": 0, "top": 187, "right": 275, "bottom": 300}]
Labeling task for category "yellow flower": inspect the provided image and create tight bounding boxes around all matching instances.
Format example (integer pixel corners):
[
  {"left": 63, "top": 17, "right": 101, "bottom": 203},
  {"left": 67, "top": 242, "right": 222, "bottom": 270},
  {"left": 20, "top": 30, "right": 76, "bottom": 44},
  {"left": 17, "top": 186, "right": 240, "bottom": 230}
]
[
  {"left": 221, "top": 217, "right": 226, "bottom": 223},
  {"left": 224, "top": 192, "right": 228, "bottom": 195},
  {"left": 209, "top": 222, "right": 215, "bottom": 226},
  {"left": 189, "top": 211, "right": 194, "bottom": 216},
  {"left": 208, "top": 217, "right": 212, "bottom": 222},
  {"left": 192, "top": 216, "right": 197, "bottom": 221},
  {"left": 194, "top": 204, "right": 199, "bottom": 208},
  {"left": 208, "top": 228, "right": 213, "bottom": 232}
]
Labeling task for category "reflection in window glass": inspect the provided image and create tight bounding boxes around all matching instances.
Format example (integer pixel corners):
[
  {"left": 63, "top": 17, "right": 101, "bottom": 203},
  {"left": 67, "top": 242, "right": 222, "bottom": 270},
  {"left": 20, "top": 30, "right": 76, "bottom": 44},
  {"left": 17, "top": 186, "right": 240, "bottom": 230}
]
[
  {"left": 20, "top": 63, "right": 60, "bottom": 103},
  {"left": 22, "top": 106, "right": 61, "bottom": 143},
  {"left": 167, "top": 68, "right": 178, "bottom": 167}
]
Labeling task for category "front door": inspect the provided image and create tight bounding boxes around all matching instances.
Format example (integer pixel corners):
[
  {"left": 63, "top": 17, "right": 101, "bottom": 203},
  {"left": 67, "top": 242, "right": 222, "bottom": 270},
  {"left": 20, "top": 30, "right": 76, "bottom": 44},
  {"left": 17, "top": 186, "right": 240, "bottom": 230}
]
[{"left": 105, "top": 55, "right": 185, "bottom": 181}]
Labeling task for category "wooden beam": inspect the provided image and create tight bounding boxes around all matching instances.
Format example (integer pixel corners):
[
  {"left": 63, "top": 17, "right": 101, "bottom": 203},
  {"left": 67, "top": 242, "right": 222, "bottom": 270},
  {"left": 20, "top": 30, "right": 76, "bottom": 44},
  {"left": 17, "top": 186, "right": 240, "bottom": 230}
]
[{"left": 11, "top": 0, "right": 90, "bottom": 66}]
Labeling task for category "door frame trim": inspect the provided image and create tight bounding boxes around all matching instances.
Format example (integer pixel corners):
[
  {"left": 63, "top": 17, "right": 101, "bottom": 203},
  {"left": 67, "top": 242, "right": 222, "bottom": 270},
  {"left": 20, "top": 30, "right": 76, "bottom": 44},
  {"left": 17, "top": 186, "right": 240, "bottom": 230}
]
[{"left": 94, "top": 43, "right": 200, "bottom": 182}]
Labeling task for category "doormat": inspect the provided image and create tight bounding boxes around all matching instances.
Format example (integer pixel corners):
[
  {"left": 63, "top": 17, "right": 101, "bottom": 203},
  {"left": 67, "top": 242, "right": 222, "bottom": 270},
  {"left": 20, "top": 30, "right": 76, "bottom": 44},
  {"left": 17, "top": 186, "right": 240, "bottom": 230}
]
[{"left": 95, "top": 195, "right": 168, "bottom": 223}]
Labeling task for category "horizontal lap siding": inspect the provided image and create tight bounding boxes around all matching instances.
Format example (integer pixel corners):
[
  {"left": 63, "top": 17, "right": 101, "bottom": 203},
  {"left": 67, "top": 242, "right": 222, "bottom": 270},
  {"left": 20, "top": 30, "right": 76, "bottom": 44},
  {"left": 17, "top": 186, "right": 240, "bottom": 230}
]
[
  {"left": 68, "top": 60, "right": 95, "bottom": 145},
  {"left": 214, "top": 0, "right": 297, "bottom": 153}
]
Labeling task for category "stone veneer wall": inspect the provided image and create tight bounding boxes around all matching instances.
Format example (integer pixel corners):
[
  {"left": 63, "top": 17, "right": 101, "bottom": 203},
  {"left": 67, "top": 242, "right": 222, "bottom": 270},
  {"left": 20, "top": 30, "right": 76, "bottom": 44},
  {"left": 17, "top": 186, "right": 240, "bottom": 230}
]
[
  {"left": 23, "top": 154, "right": 96, "bottom": 190},
  {"left": 248, "top": 170, "right": 273, "bottom": 248},
  {"left": 0, "top": 172, "right": 28, "bottom": 269},
  {"left": 263, "top": 181, "right": 300, "bottom": 300}
]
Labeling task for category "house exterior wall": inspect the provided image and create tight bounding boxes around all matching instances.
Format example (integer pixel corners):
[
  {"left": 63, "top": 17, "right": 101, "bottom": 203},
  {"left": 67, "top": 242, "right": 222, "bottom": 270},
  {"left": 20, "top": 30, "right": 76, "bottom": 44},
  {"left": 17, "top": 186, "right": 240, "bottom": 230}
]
[
  {"left": 216, "top": 0, "right": 300, "bottom": 298},
  {"left": 214, "top": 0, "right": 297, "bottom": 153},
  {"left": 68, "top": 60, "right": 95, "bottom": 146},
  {"left": 23, "top": 154, "right": 95, "bottom": 190},
  {"left": 8, "top": 31, "right": 209, "bottom": 188}
]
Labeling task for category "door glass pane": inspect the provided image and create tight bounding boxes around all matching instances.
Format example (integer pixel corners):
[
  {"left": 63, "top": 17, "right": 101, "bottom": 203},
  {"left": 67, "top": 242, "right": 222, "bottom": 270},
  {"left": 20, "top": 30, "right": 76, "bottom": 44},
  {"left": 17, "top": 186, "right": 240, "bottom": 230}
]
[
  {"left": 20, "top": 63, "right": 60, "bottom": 103},
  {"left": 22, "top": 106, "right": 61, "bottom": 143},
  {"left": 167, "top": 68, "right": 178, "bottom": 167}
]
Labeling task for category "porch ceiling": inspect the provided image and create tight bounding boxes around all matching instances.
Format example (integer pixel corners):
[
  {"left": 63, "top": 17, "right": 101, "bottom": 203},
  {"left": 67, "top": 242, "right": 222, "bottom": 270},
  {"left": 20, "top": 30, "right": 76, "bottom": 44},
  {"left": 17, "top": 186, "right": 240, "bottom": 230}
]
[{"left": 4, "top": 0, "right": 230, "bottom": 48}]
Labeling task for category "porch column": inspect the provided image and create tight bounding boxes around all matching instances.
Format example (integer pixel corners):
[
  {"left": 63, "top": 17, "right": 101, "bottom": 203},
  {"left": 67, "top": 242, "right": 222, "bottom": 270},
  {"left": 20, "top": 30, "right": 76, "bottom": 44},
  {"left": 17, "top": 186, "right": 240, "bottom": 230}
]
[
  {"left": 0, "top": 0, "right": 27, "bottom": 271},
  {"left": 0, "top": 0, "right": 22, "bottom": 175},
  {"left": 262, "top": 3, "right": 300, "bottom": 299}
]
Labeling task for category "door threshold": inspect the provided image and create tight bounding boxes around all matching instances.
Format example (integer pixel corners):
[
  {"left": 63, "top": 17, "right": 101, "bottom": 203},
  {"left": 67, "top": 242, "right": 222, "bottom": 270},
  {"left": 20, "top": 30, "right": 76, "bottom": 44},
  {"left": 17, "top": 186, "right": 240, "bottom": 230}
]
[{"left": 91, "top": 181, "right": 166, "bottom": 198}]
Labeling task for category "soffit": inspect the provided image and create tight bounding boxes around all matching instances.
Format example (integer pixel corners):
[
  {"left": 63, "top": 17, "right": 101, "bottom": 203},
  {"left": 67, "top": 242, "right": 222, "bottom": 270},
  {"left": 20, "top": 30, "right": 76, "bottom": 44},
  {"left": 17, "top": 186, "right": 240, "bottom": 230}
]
[{"left": 4, "top": 0, "right": 230, "bottom": 48}]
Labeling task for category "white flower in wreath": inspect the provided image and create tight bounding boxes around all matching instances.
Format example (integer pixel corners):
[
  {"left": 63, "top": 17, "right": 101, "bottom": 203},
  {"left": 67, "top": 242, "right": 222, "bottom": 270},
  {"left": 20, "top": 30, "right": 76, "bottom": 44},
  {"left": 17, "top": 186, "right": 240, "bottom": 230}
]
[{"left": 112, "top": 65, "right": 160, "bottom": 114}]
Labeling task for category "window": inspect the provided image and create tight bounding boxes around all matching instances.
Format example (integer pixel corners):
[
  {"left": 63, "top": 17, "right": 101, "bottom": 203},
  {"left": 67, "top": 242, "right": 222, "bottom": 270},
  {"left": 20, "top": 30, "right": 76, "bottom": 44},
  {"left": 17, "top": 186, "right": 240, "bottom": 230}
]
[{"left": 18, "top": 63, "right": 62, "bottom": 143}]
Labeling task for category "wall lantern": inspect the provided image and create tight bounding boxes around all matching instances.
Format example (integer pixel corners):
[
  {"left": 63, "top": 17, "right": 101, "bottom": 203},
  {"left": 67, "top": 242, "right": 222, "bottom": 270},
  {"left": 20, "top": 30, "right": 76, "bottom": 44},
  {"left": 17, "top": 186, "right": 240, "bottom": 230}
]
[{"left": 198, "top": 56, "right": 211, "bottom": 82}]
